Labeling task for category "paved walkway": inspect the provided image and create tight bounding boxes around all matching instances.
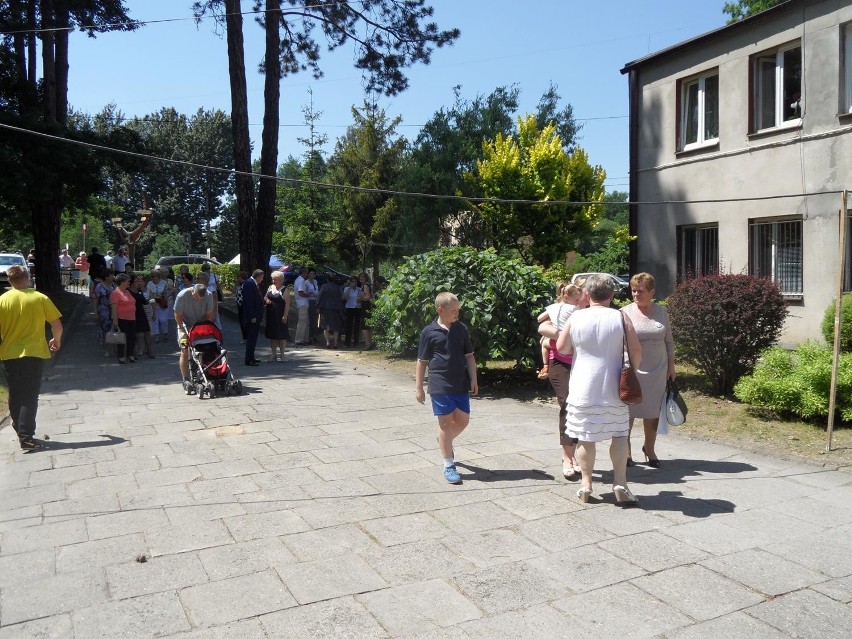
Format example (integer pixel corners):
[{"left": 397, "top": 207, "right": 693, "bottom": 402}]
[{"left": 1, "top": 295, "right": 852, "bottom": 638}]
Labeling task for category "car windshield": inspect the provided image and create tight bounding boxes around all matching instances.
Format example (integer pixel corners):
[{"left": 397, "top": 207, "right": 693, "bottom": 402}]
[{"left": 0, "top": 256, "right": 25, "bottom": 266}]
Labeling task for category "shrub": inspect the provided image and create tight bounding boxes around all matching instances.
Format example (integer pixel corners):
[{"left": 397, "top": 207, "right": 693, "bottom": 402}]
[
  {"left": 667, "top": 274, "right": 788, "bottom": 395},
  {"left": 735, "top": 342, "right": 852, "bottom": 421},
  {"left": 821, "top": 293, "right": 852, "bottom": 351},
  {"left": 370, "top": 246, "right": 552, "bottom": 367}
]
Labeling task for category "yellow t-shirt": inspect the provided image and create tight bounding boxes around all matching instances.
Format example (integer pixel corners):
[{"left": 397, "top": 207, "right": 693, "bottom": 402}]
[{"left": 0, "top": 288, "right": 62, "bottom": 360}]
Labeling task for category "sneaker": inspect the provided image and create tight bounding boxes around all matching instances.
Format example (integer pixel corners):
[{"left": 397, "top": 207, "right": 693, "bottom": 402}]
[
  {"left": 443, "top": 464, "right": 462, "bottom": 484},
  {"left": 20, "top": 438, "right": 45, "bottom": 450}
]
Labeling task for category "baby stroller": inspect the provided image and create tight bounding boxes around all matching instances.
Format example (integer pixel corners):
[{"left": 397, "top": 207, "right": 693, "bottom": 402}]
[{"left": 182, "top": 320, "right": 242, "bottom": 399}]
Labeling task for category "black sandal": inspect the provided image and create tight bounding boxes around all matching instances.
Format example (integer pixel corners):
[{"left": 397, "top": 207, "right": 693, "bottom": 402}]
[{"left": 20, "top": 438, "right": 45, "bottom": 450}]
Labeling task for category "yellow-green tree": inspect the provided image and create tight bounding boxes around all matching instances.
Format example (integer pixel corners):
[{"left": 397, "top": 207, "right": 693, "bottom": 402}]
[{"left": 467, "top": 115, "right": 606, "bottom": 267}]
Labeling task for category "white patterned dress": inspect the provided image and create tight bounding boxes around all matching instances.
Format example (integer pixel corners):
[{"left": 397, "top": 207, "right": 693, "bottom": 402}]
[{"left": 564, "top": 306, "right": 629, "bottom": 442}]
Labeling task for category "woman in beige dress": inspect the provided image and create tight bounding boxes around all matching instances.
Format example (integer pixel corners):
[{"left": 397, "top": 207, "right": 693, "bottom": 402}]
[{"left": 621, "top": 272, "right": 675, "bottom": 467}]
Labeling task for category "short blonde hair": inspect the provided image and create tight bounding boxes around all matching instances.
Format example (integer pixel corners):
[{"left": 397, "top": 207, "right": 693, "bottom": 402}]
[
  {"left": 270, "top": 271, "right": 284, "bottom": 281},
  {"left": 562, "top": 284, "right": 582, "bottom": 299},
  {"left": 435, "top": 291, "right": 459, "bottom": 309},
  {"left": 630, "top": 272, "right": 656, "bottom": 291}
]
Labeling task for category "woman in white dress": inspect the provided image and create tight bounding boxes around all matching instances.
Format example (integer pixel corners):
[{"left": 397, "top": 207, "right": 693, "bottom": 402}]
[
  {"left": 621, "top": 273, "right": 675, "bottom": 468},
  {"left": 556, "top": 274, "right": 642, "bottom": 504}
]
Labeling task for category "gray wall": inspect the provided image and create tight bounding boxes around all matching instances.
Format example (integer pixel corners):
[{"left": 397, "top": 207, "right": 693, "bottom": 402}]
[{"left": 630, "top": 0, "right": 852, "bottom": 344}]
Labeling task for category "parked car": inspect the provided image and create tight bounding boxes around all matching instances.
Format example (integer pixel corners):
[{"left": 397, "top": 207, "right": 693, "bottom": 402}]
[
  {"left": 571, "top": 272, "right": 631, "bottom": 300},
  {"left": 154, "top": 255, "right": 220, "bottom": 278},
  {"left": 0, "top": 252, "right": 29, "bottom": 289}
]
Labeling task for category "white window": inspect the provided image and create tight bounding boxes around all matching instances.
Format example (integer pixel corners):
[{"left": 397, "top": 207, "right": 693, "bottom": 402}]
[
  {"left": 753, "top": 43, "right": 802, "bottom": 131},
  {"left": 678, "top": 224, "right": 719, "bottom": 278},
  {"left": 844, "top": 23, "right": 852, "bottom": 113},
  {"left": 681, "top": 72, "right": 719, "bottom": 150},
  {"left": 749, "top": 218, "right": 803, "bottom": 296}
]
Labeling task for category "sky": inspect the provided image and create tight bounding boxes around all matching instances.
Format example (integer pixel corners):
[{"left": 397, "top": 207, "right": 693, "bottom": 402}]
[{"left": 65, "top": 1, "right": 730, "bottom": 194}]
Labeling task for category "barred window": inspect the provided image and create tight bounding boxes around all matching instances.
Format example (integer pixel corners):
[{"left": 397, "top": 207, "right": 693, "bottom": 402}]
[
  {"left": 749, "top": 218, "right": 803, "bottom": 295},
  {"left": 678, "top": 224, "right": 719, "bottom": 278}
]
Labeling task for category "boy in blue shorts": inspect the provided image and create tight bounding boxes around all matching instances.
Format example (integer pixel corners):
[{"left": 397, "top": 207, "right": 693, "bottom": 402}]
[{"left": 415, "top": 292, "right": 478, "bottom": 484}]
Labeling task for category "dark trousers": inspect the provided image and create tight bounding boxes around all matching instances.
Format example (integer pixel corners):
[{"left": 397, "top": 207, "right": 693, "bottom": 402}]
[
  {"left": 117, "top": 319, "right": 137, "bottom": 360},
  {"left": 4, "top": 357, "right": 44, "bottom": 440},
  {"left": 237, "top": 304, "right": 248, "bottom": 340},
  {"left": 343, "top": 307, "right": 362, "bottom": 347},
  {"left": 245, "top": 319, "right": 260, "bottom": 363},
  {"left": 308, "top": 302, "right": 319, "bottom": 341},
  {"left": 547, "top": 359, "right": 578, "bottom": 447}
]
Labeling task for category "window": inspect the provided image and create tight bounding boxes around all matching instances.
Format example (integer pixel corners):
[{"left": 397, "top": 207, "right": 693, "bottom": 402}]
[
  {"left": 753, "top": 43, "right": 802, "bottom": 131},
  {"left": 681, "top": 71, "right": 719, "bottom": 150},
  {"left": 844, "top": 23, "right": 852, "bottom": 113},
  {"left": 678, "top": 224, "right": 719, "bottom": 278},
  {"left": 749, "top": 218, "right": 803, "bottom": 295}
]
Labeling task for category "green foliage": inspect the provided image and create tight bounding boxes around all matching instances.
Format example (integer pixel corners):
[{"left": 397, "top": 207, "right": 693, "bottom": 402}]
[
  {"left": 821, "top": 293, "right": 852, "bottom": 352},
  {"left": 723, "top": 0, "right": 785, "bottom": 23},
  {"left": 328, "top": 102, "right": 406, "bottom": 275},
  {"left": 145, "top": 225, "right": 187, "bottom": 269},
  {"left": 60, "top": 198, "right": 114, "bottom": 256},
  {"left": 370, "top": 246, "right": 552, "bottom": 367},
  {"left": 467, "top": 115, "right": 605, "bottom": 266},
  {"left": 667, "top": 274, "right": 788, "bottom": 395},
  {"left": 735, "top": 342, "right": 852, "bottom": 421},
  {"left": 571, "top": 236, "right": 629, "bottom": 275}
]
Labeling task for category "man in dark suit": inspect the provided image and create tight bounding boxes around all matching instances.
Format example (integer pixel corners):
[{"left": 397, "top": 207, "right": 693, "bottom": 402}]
[{"left": 241, "top": 269, "right": 265, "bottom": 366}]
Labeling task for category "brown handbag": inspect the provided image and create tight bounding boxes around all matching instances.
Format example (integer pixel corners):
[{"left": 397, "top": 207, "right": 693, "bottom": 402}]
[{"left": 619, "top": 313, "right": 643, "bottom": 405}]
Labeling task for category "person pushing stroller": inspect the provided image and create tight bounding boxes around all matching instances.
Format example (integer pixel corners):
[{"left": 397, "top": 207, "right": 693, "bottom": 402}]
[{"left": 173, "top": 282, "right": 216, "bottom": 387}]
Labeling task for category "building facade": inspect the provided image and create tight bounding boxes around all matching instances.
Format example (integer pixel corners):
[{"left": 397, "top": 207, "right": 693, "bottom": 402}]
[{"left": 621, "top": 0, "right": 852, "bottom": 344}]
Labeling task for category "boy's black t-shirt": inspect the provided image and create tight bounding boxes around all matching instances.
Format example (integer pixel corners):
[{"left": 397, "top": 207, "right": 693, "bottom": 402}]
[{"left": 417, "top": 320, "right": 474, "bottom": 395}]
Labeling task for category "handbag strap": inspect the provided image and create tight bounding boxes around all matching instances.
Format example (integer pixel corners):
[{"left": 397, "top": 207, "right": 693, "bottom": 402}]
[{"left": 621, "top": 312, "right": 634, "bottom": 368}]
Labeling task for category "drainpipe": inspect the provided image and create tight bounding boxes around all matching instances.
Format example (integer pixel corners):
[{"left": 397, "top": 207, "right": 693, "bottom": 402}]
[{"left": 627, "top": 67, "right": 639, "bottom": 276}]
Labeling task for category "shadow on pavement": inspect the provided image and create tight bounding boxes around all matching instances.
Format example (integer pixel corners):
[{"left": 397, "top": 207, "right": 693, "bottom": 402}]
[
  {"left": 455, "top": 461, "right": 555, "bottom": 482},
  {"left": 24, "top": 434, "right": 127, "bottom": 453}
]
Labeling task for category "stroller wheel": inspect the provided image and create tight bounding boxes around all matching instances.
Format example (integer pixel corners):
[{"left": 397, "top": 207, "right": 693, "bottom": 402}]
[
  {"left": 183, "top": 380, "right": 194, "bottom": 395},
  {"left": 233, "top": 380, "right": 243, "bottom": 395},
  {"left": 196, "top": 383, "right": 205, "bottom": 399},
  {"left": 206, "top": 382, "right": 215, "bottom": 398}
]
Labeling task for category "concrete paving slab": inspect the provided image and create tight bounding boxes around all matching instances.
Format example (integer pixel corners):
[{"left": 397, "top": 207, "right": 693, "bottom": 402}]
[
  {"left": 358, "top": 578, "right": 482, "bottom": 635},
  {"left": 71, "top": 591, "right": 191, "bottom": 639},
  {"left": 259, "top": 597, "right": 387, "bottom": 638},
  {"left": 745, "top": 588, "right": 852, "bottom": 638},
  {"left": 55, "top": 533, "right": 147, "bottom": 574},
  {"left": 1, "top": 568, "right": 107, "bottom": 625},
  {"left": 197, "top": 537, "right": 297, "bottom": 581},
  {"left": 105, "top": 552, "right": 210, "bottom": 599},
  {"left": 701, "top": 547, "right": 830, "bottom": 596},
  {"left": 665, "top": 610, "right": 790, "bottom": 639},
  {"left": 180, "top": 570, "right": 297, "bottom": 627},
  {"left": 450, "top": 561, "right": 569, "bottom": 614},
  {"left": 359, "top": 512, "right": 451, "bottom": 547},
  {"left": 278, "top": 553, "right": 387, "bottom": 605}
]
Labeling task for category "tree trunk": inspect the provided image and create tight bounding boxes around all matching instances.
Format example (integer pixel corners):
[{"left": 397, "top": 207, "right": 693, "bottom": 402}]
[
  {"left": 256, "top": 0, "right": 281, "bottom": 276},
  {"left": 224, "top": 0, "right": 257, "bottom": 274},
  {"left": 26, "top": 0, "right": 37, "bottom": 84}
]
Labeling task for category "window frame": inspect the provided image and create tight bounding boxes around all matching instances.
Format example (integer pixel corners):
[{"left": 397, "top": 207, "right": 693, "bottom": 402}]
[
  {"left": 679, "top": 69, "right": 720, "bottom": 152},
  {"left": 751, "top": 41, "right": 802, "bottom": 133},
  {"left": 677, "top": 223, "right": 719, "bottom": 279},
  {"left": 748, "top": 216, "right": 803, "bottom": 298}
]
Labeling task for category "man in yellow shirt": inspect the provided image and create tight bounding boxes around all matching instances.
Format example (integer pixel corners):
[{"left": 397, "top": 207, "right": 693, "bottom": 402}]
[{"left": 0, "top": 265, "right": 63, "bottom": 450}]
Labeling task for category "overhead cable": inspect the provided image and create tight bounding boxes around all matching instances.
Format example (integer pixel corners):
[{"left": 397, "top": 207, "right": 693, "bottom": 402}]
[{"left": 0, "top": 122, "right": 842, "bottom": 206}]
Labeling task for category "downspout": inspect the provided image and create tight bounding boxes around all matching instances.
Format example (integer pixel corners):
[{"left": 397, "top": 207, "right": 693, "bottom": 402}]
[{"left": 627, "top": 67, "right": 639, "bottom": 276}]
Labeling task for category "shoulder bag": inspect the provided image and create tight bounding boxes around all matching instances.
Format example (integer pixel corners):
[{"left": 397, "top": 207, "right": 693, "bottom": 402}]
[
  {"left": 619, "top": 313, "right": 643, "bottom": 405},
  {"left": 105, "top": 326, "right": 126, "bottom": 345}
]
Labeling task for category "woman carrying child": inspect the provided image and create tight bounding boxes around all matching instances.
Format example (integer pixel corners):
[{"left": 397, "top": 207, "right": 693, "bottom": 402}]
[{"left": 536, "top": 282, "right": 587, "bottom": 479}]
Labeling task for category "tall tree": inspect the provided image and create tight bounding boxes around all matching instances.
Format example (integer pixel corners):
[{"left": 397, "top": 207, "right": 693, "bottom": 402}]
[
  {"left": 328, "top": 101, "right": 406, "bottom": 275},
  {"left": 468, "top": 115, "right": 605, "bottom": 267},
  {"left": 192, "top": 0, "right": 460, "bottom": 274},
  {"left": 0, "top": 0, "right": 136, "bottom": 292},
  {"left": 722, "top": 0, "right": 785, "bottom": 23},
  {"left": 394, "top": 84, "right": 581, "bottom": 256}
]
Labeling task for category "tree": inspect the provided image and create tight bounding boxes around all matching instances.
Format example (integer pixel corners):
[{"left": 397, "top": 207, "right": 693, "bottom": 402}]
[
  {"left": 393, "top": 84, "right": 581, "bottom": 256},
  {"left": 273, "top": 91, "right": 334, "bottom": 267},
  {"left": 0, "top": 0, "right": 137, "bottom": 292},
  {"left": 722, "top": 0, "right": 785, "bottom": 23},
  {"left": 192, "top": 0, "right": 460, "bottom": 275},
  {"left": 328, "top": 101, "right": 406, "bottom": 275},
  {"left": 467, "top": 115, "right": 605, "bottom": 267}
]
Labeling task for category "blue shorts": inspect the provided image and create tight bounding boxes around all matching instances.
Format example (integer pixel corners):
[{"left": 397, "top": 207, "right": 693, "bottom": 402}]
[{"left": 431, "top": 393, "right": 470, "bottom": 416}]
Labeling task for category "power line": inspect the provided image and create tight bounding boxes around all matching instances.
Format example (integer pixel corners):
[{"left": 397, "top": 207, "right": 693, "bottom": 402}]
[{"left": 1, "top": 122, "right": 841, "bottom": 206}]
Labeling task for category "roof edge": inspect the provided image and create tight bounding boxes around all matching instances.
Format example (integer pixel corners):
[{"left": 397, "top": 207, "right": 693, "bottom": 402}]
[{"left": 620, "top": 0, "right": 797, "bottom": 75}]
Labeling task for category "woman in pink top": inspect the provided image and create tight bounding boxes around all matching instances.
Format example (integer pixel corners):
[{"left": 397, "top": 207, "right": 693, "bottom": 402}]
[{"left": 110, "top": 273, "right": 137, "bottom": 363}]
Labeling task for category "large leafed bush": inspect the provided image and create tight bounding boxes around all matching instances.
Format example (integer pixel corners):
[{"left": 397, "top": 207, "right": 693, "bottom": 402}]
[
  {"left": 821, "top": 293, "right": 852, "bottom": 351},
  {"left": 370, "top": 247, "right": 552, "bottom": 367},
  {"left": 735, "top": 342, "right": 852, "bottom": 421},
  {"left": 667, "top": 274, "right": 788, "bottom": 395}
]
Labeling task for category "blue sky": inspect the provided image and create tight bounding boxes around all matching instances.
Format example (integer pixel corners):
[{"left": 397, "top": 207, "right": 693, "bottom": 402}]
[{"left": 66, "top": 1, "right": 729, "bottom": 193}]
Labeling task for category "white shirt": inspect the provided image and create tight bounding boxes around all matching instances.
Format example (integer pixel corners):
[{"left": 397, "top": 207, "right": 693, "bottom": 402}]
[
  {"left": 294, "top": 275, "right": 309, "bottom": 309},
  {"left": 59, "top": 253, "right": 74, "bottom": 268}
]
